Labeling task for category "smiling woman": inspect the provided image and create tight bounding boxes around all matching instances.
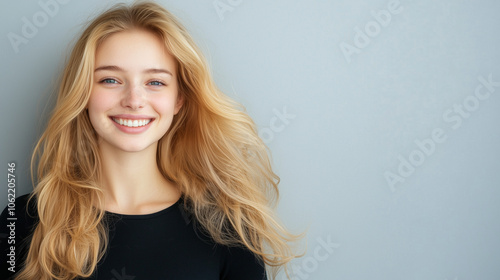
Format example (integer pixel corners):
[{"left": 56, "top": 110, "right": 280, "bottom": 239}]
[
  {"left": 0, "top": 1, "right": 300, "bottom": 280},
  {"left": 88, "top": 30, "right": 182, "bottom": 153}
]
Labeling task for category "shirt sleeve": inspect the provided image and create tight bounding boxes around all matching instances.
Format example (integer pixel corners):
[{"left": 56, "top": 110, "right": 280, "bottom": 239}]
[
  {"left": 0, "top": 193, "right": 38, "bottom": 280},
  {"left": 220, "top": 245, "right": 268, "bottom": 280}
]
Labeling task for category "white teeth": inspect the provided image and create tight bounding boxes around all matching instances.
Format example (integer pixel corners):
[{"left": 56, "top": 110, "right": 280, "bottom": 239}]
[{"left": 112, "top": 118, "right": 151, "bottom": 128}]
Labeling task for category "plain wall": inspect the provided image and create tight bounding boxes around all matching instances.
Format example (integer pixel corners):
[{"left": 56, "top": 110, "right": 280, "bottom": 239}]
[{"left": 1, "top": 0, "right": 499, "bottom": 279}]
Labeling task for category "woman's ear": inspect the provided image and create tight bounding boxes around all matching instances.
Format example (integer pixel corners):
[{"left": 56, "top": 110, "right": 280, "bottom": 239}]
[{"left": 174, "top": 93, "right": 184, "bottom": 115}]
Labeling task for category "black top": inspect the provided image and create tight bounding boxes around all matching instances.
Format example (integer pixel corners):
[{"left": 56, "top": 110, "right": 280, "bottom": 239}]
[{"left": 0, "top": 194, "right": 267, "bottom": 280}]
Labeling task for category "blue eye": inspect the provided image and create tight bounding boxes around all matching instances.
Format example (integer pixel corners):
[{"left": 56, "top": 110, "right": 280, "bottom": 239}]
[
  {"left": 148, "top": 80, "right": 165, "bottom": 86},
  {"left": 100, "top": 78, "right": 119, "bottom": 84}
]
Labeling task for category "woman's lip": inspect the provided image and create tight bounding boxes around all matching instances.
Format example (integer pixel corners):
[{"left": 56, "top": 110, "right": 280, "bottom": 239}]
[
  {"left": 110, "top": 117, "right": 154, "bottom": 134},
  {"left": 110, "top": 114, "right": 155, "bottom": 120}
]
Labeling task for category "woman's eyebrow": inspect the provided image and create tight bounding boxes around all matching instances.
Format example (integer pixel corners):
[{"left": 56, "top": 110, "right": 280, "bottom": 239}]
[
  {"left": 94, "top": 65, "right": 173, "bottom": 76},
  {"left": 144, "top": 68, "right": 173, "bottom": 76},
  {"left": 94, "top": 65, "right": 123, "bottom": 72}
]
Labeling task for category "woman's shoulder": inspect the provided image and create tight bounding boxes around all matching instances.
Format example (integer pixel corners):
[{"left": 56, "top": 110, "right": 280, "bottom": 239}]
[
  {"left": 176, "top": 199, "right": 267, "bottom": 279},
  {"left": 1, "top": 192, "right": 38, "bottom": 220},
  {"left": 219, "top": 244, "right": 268, "bottom": 280},
  {"left": 0, "top": 193, "right": 39, "bottom": 279},
  {"left": 0, "top": 192, "right": 39, "bottom": 240}
]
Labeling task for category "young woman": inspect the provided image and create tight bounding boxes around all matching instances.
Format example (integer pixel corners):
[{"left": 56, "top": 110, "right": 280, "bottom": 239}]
[{"left": 0, "top": 1, "right": 299, "bottom": 280}]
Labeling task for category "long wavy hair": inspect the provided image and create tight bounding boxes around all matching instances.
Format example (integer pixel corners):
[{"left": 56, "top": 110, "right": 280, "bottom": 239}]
[{"left": 17, "top": 1, "right": 300, "bottom": 280}]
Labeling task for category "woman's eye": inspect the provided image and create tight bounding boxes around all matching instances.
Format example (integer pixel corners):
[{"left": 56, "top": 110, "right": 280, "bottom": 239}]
[
  {"left": 100, "top": 78, "right": 119, "bottom": 84},
  {"left": 148, "top": 80, "right": 165, "bottom": 86}
]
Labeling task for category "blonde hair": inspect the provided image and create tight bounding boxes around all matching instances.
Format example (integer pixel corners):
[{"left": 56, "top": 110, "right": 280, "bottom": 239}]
[{"left": 18, "top": 2, "right": 301, "bottom": 279}]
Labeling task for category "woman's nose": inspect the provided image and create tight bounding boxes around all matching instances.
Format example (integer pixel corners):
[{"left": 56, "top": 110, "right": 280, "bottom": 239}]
[{"left": 121, "top": 84, "right": 145, "bottom": 110}]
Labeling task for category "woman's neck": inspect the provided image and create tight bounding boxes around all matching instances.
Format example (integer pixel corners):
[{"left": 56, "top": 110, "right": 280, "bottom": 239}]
[{"left": 97, "top": 141, "right": 180, "bottom": 214}]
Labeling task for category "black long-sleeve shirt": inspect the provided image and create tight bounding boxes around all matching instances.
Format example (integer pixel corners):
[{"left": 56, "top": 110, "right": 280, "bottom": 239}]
[{"left": 0, "top": 194, "right": 267, "bottom": 279}]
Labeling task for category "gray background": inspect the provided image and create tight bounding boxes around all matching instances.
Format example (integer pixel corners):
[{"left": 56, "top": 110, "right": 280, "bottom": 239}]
[{"left": 1, "top": 0, "right": 500, "bottom": 279}]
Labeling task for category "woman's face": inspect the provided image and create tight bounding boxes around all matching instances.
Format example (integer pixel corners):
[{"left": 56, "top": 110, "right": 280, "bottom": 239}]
[{"left": 88, "top": 29, "right": 182, "bottom": 153}]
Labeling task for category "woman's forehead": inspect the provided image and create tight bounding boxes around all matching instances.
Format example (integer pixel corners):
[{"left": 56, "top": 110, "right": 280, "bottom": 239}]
[{"left": 94, "top": 30, "right": 176, "bottom": 75}]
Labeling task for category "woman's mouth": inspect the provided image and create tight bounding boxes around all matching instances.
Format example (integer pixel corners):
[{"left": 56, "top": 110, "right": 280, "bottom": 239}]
[{"left": 112, "top": 117, "right": 153, "bottom": 128}]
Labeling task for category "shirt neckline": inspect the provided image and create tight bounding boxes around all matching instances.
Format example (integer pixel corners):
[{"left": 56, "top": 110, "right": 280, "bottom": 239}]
[{"left": 105, "top": 196, "right": 183, "bottom": 220}]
